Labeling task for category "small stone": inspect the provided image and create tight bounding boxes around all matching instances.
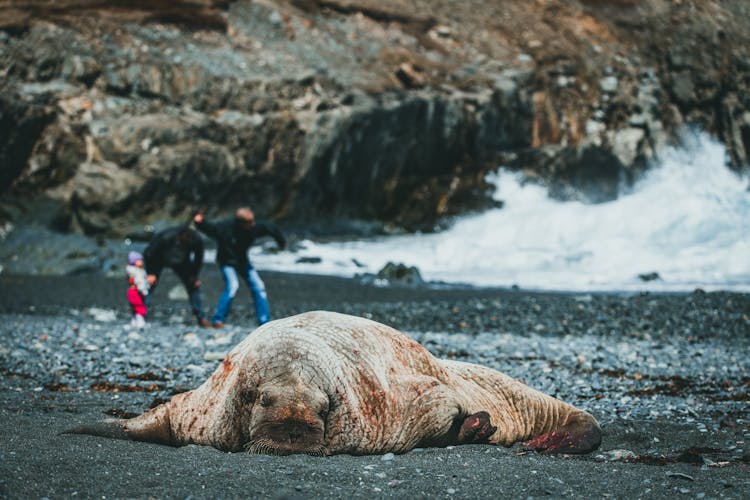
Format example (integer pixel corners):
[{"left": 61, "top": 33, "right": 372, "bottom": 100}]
[
  {"left": 203, "top": 351, "right": 227, "bottom": 362},
  {"left": 600, "top": 76, "right": 618, "bottom": 93},
  {"left": 269, "top": 11, "right": 283, "bottom": 26},
  {"left": 666, "top": 471, "right": 695, "bottom": 481},
  {"left": 598, "top": 449, "right": 636, "bottom": 461},
  {"left": 87, "top": 308, "right": 117, "bottom": 322},
  {"left": 206, "top": 335, "right": 233, "bottom": 347},
  {"left": 183, "top": 333, "right": 202, "bottom": 348},
  {"left": 381, "top": 452, "right": 395, "bottom": 461}
]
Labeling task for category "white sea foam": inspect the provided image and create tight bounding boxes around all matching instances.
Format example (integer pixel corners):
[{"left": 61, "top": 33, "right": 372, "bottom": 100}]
[{"left": 247, "top": 131, "right": 750, "bottom": 292}]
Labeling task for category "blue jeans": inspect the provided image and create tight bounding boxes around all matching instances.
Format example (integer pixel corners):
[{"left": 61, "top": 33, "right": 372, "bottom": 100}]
[{"left": 214, "top": 264, "right": 270, "bottom": 325}]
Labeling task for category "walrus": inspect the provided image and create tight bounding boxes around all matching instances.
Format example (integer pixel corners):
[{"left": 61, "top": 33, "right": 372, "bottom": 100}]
[{"left": 70, "top": 311, "right": 601, "bottom": 455}]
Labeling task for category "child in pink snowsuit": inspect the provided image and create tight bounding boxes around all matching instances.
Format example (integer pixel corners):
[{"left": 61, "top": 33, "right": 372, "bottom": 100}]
[{"left": 126, "top": 251, "right": 149, "bottom": 328}]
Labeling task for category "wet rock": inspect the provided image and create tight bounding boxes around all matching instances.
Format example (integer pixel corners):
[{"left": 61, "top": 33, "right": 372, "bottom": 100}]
[
  {"left": 295, "top": 256, "right": 322, "bottom": 264},
  {"left": 596, "top": 449, "right": 637, "bottom": 462},
  {"left": 638, "top": 272, "right": 661, "bottom": 282},
  {"left": 610, "top": 128, "right": 645, "bottom": 168},
  {"left": 372, "top": 262, "right": 425, "bottom": 288},
  {"left": 599, "top": 76, "right": 618, "bottom": 93},
  {"left": 666, "top": 471, "right": 695, "bottom": 481},
  {"left": 0, "top": 94, "right": 55, "bottom": 192},
  {"left": 521, "top": 145, "right": 625, "bottom": 203},
  {"left": 86, "top": 307, "right": 117, "bottom": 322}
]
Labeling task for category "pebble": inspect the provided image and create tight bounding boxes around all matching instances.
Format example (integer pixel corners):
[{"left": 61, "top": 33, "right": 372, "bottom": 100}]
[
  {"left": 205, "top": 335, "right": 233, "bottom": 347},
  {"left": 203, "top": 351, "right": 226, "bottom": 362},
  {"left": 597, "top": 450, "right": 636, "bottom": 461},
  {"left": 86, "top": 308, "right": 118, "bottom": 322},
  {"left": 666, "top": 472, "right": 694, "bottom": 481},
  {"left": 183, "top": 333, "right": 203, "bottom": 348}
]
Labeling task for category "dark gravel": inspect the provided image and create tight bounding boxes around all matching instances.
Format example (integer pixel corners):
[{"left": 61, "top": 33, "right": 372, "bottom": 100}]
[{"left": 1, "top": 270, "right": 749, "bottom": 498}]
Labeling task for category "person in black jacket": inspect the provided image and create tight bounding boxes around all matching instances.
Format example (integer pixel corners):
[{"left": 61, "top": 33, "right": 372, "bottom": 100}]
[
  {"left": 143, "top": 226, "right": 210, "bottom": 328},
  {"left": 193, "top": 207, "right": 286, "bottom": 327}
]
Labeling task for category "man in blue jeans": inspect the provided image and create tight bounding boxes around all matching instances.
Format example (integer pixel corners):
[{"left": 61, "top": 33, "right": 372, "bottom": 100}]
[{"left": 193, "top": 207, "right": 286, "bottom": 327}]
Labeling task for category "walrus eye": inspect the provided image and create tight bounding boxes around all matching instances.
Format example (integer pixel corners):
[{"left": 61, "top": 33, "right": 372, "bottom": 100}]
[
  {"left": 259, "top": 392, "right": 273, "bottom": 407},
  {"left": 318, "top": 408, "right": 328, "bottom": 420},
  {"left": 240, "top": 389, "right": 256, "bottom": 404}
]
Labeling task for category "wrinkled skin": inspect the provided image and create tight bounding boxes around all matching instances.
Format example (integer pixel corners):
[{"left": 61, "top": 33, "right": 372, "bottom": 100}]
[{"left": 70, "top": 311, "right": 601, "bottom": 456}]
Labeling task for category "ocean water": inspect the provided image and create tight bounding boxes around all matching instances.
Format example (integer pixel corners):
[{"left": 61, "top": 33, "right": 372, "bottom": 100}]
[{"left": 248, "top": 131, "right": 750, "bottom": 292}]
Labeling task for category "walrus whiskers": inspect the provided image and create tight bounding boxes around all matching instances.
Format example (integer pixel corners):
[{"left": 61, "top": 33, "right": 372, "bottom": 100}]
[{"left": 244, "top": 439, "right": 326, "bottom": 457}]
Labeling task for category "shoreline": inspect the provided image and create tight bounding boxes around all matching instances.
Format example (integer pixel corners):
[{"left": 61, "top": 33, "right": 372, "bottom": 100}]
[
  {"left": 2, "top": 221, "right": 746, "bottom": 296},
  {"left": 2, "top": 268, "right": 746, "bottom": 308}
]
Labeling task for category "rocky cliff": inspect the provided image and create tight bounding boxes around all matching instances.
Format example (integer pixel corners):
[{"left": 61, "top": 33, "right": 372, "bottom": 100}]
[{"left": 1, "top": 0, "right": 749, "bottom": 238}]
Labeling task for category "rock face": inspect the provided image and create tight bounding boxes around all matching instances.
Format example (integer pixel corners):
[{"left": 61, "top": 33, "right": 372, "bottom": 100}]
[{"left": 1, "top": 0, "right": 748, "bottom": 238}]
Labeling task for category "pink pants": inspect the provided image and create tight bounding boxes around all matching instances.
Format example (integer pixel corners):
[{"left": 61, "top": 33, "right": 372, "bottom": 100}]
[{"left": 127, "top": 287, "right": 147, "bottom": 316}]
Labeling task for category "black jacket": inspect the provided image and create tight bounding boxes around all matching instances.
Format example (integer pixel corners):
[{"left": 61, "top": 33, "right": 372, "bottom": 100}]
[
  {"left": 143, "top": 226, "right": 204, "bottom": 280},
  {"left": 195, "top": 218, "right": 285, "bottom": 268}
]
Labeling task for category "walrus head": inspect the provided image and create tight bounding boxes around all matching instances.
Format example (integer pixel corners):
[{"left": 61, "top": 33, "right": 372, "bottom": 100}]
[{"left": 242, "top": 376, "right": 331, "bottom": 456}]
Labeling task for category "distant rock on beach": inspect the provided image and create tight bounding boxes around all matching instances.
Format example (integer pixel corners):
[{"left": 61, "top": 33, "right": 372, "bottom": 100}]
[{"left": 359, "top": 261, "right": 425, "bottom": 288}]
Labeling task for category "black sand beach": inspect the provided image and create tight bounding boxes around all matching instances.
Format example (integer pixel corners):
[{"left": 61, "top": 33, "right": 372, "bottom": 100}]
[{"left": 1, "top": 270, "right": 749, "bottom": 498}]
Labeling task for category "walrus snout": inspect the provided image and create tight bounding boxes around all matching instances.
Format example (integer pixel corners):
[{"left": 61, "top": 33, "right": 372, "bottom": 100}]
[
  {"left": 265, "top": 420, "right": 324, "bottom": 443},
  {"left": 246, "top": 419, "right": 326, "bottom": 456},
  {"left": 243, "top": 381, "right": 331, "bottom": 455}
]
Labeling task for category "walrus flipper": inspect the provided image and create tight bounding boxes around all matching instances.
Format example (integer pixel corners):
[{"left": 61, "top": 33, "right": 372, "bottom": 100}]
[
  {"left": 65, "top": 419, "right": 131, "bottom": 440},
  {"left": 66, "top": 403, "right": 174, "bottom": 446},
  {"left": 522, "top": 411, "right": 601, "bottom": 454},
  {"left": 457, "top": 411, "right": 497, "bottom": 444}
]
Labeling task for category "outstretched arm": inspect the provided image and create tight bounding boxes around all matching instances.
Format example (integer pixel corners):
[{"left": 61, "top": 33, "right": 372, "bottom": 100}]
[
  {"left": 193, "top": 212, "right": 219, "bottom": 240},
  {"left": 256, "top": 221, "right": 286, "bottom": 250}
]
